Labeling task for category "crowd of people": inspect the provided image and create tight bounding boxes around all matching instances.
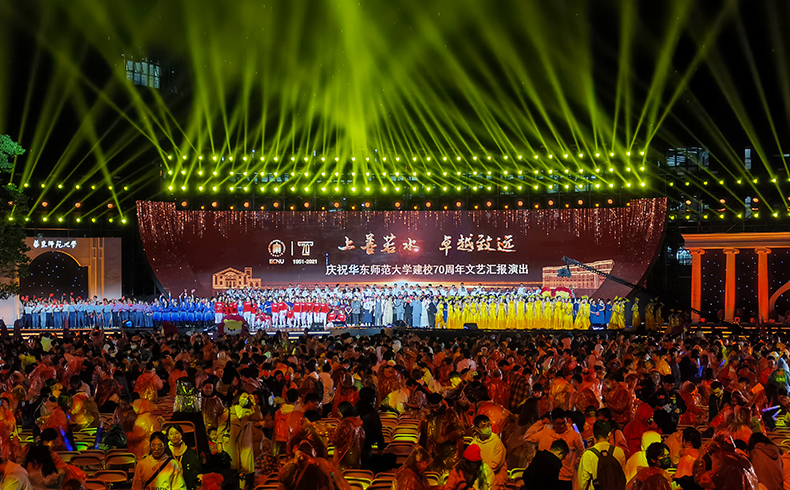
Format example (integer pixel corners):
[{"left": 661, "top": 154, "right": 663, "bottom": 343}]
[
  {"left": 0, "top": 323, "right": 787, "bottom": 490},
  {"left": 19, "top": 284, "right": 679, "bottom": 333}
]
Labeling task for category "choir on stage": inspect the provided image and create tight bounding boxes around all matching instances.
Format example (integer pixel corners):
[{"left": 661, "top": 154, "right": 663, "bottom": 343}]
[{"left": 18, "top": 284, "right": 677, "bottom": 332}]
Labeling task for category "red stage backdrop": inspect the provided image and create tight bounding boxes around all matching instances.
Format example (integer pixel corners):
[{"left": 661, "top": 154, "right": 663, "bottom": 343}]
[{"left": 137, "top": 198, "right": 667, "bottom": 299}]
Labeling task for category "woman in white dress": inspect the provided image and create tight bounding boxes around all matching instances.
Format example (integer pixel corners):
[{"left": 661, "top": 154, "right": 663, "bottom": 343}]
[
  {"left": 420, "top": 298, "right": 430, "bottom": 328},
  {"left": 383, "top": 297, "right": 394, "bottom": 325}
]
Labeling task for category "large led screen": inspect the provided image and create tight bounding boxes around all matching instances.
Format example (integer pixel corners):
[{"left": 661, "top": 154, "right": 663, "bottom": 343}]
[{"left": 137, "top": 198, "right": 666, "bottom": 299}]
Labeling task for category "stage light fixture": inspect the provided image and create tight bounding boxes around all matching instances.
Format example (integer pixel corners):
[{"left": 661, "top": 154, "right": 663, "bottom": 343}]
[
  {"left": 547, "top": 199, "right": 554, "bottom": 206},
  {"left": 548, "top": 169, "right": 553, "bottom": 174},
  {"left": 517, "top": 200, "right": 524, "bottom": 207},
  {"left": 304, "top": 202, "right": 311, "bottom": 209},
  {"left": 74, "top": 202, "right": 81, "bottom": 208},
  {"left": 595, "top": 203, "right": 599, "bottom": 208},
  {"left": 40, "top": 183, "right": 45, "bottom": 188},
  {"left": 579, "top": 153, "right": 584, "bottom": 158},
  {"left": 42, "top": 201, "right": 48, "bottom": 207},
  {"left": 42, "top": 217, "right": 48, "bottom": 222},
  {"left": 609, "top": 183, "right": 614, "bottom": 188},
  {"left": 626, "top": 152, "right": 631, "bottom": 156},
  {"left": 457, "top": 156, "right": 461, "bottom": 161},
  {"left": 23, "top": 183, "right": 28, "bottom": 187},
  {"left": 485, "top": 200, "right": 493, "bottom": 208},
  {"left": 737, "top": 179, "right": 742, "bottom": 184},
  {"left": 168, "top": 155, "right": 173, "bottom": 160},
  {"left": 607, "top": 199, "right": 614, "bottom": 205},
  {"left": 473, "top": 156, "right": 477, "bottom": 160},
  {"left": 548, "top": 155, "right": 553, "bottom": 159},
  {"left": 425, "top": 201, "right": 432, "bottom": 208},
  {"left": 577, "top": 199, "right": 583, "bottom": 205}
]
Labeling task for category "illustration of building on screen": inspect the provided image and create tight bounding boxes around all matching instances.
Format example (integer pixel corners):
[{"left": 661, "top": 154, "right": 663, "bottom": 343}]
[{"left": 212, "top": 267, "right": 262, "bottom": 291}]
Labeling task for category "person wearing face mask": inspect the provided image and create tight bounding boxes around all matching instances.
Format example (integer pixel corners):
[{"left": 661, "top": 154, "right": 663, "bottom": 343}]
[
  {"left": 627, "top": 443, "right": 672, "bottom": 490},
  {"left": 224, "top": 392, "right": 263, "bottom": 488},
  {"left": 471, "top": 415, "right": 507, "bottom": 490},
  {"left": 165, "top": 425, "right": 201, "bottom": 490},
  {"left": 131, "top": 432, "right": 187, "bottom": 490},
  {"left": 524, "top": 409, "right": 585, "bottom": 490}
]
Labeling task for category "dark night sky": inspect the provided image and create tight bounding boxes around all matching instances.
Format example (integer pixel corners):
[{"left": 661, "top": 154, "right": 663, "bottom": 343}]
[{"left": 2, "top": 0, "right": 788, "bottom": 184}]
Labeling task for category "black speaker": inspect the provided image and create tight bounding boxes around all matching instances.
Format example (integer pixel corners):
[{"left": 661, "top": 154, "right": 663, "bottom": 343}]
[{"left": 463, "top": 322, "right": 478, "bottom": 330}]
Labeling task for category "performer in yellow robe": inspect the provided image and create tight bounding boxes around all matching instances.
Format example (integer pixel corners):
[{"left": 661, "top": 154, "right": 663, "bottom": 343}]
[
  {"left": 654, "top": 303, "right": 665, "bottom": 330},
  {"left": 564, "top": 300, "right": 574, "bottom": 330},
  {"left": 516, "top": 298, "right": 525, "bottom": 329},
  {"left": 553, "top": 299, "right": 562, "bottom": 330},
  {"left": 488, "top": 300, "right": 497, "bottom": 330},
  {"left": 436, "top": 302, "right": 445, "bottom": 329},
  {"left": 631, "top": 298, "right": 641, "bottom": 329},
  {"left": 645, "top": 301, "right": 656, "bottom": 331},
  {"left": 574, "top": 299, "right": 591, "bottom": 330},
  {"left": 507, "top": 299, "right": 517, "bottom": 330}
]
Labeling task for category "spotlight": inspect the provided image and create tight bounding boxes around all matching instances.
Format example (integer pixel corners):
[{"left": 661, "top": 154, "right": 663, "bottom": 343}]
[
  {"left": 74, "top": 202, "right": 81, "bottom": 208},
  {"left": 364, "top": 201, "right": 371, "bottom": 208},
  {"left": 290, "top": 205, "right": 295, "bottom": 210},
  {"left": 211, "top": 201, "right": 218, "bottom": 208},
  {"left": 719, "top": 198, "right": 726, "bottom": 204},
  {"left": 548, "top": 199, "right": 555, "bottom": 206},
  {"left": 181, "top": 201, "right": 188, "bottom": 207},
  {"left": 107, "top": 203, "right": 114, "bottom": 209},
  {"left": 456, "top": 201, "right": 463, "bottom": 208},
  {"left": 534, "top": 204, "right": 539, "bottom": 209},
  {"left": 394, "top": 201, "right": 402, "bottom": 209},
  {"left": 425, "top": 201, "right": 432, "bottom": 208},
  {"left": 304, "top": 202, "right": 311, "bottom": 209},
  {"left": 752, "top": 197, "right": 759, "bottom": 203},
  {"left": 333, "top": 201, "right": 341, "bottom": 208},
  {"left": 607, "top": 199, "right": 614, "bottom": 205},
  {"left": 577, "top": 199, "right": 583, "bottom": 205},
  {"left": 626, "top": 151, "right": 631, "bottom": 156},
  {"left": 517, "top": 200, "right": 524, "bottom": 207},
  {"left": 182, "top": 155, "right": 187, "bottom": 160},
  {"left": 485, "top": 200, "right": 493, "bottom": 208},
  {"left": 41, "top": 201, "right": 48, "bottom": 207},
  {"left": 243, "top": 201, "right": 250, "bottom": 208},
  {"left": 273, "top": 201, "right": 281, "bottom": 208}
]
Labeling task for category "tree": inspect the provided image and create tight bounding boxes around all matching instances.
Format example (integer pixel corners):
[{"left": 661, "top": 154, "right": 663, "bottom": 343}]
[{"left": 0, "top": 134, "right": 29, "bottom": 299}]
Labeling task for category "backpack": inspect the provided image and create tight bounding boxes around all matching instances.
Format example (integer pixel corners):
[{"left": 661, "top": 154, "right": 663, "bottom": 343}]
[{"left": 589, "top": 445, "right": 626, "bottom": 490}]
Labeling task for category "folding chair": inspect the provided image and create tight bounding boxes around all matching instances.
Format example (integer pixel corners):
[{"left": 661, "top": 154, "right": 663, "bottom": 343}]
[
  {"left": 84, "top": 481, "right": 106, "bottom": 490},
  {"left": 55, "top": 451, "right": 82, "bottom": 463},
  {"left": 93, "top": 470, "right": 129, "bottom": 488},
  {"left": 105, "top": 454, "right": 137, "bottom": 474},
  {"left": 70, "top": 456, "right": 104, "bottom": 473}
]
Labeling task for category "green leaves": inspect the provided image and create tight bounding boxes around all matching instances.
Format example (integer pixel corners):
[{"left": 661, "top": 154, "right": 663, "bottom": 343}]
[
  {"left": 0, "top": 135, "right": 29, "bottom": 299},
  {"left": 0, "top": 134, "right": 25, "bottom": 174}
]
